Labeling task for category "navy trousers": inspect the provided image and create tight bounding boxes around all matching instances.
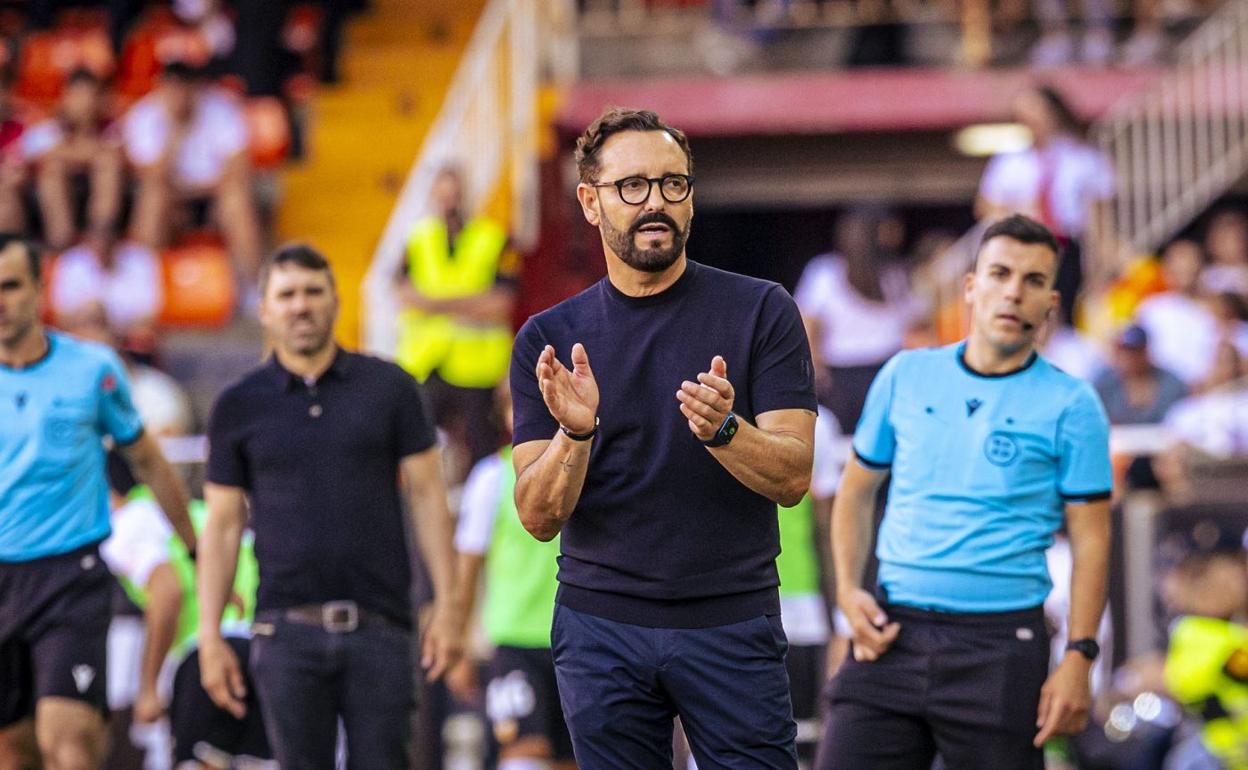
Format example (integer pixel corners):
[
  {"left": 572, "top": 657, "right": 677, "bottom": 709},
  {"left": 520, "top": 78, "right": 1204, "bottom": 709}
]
[{"left": 551, "top": 603, "right": 798, "bottom": 770}]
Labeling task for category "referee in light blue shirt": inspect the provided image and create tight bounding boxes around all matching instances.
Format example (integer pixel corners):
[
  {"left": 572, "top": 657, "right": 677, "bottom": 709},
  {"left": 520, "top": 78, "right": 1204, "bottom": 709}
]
[
  {"left": 0, "top": 235, "right": 195, "bottom": 769},
  {"left": 815, "top": 215, "right": 1112, "bottom": 770}
]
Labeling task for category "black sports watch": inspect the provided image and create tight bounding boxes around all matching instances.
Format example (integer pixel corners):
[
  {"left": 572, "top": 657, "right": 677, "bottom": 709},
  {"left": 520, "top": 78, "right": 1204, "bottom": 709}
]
[
  {"left": 1066, "top": 637, "right": 1100, "bottom": 662},
  {"left": 703, "top": 413, "right": 739, "bottom": 448}
]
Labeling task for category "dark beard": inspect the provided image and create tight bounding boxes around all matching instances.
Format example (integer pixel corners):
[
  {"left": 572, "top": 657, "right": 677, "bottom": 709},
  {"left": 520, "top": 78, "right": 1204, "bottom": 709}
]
[{"left": 602, "top": 211, "right": 691, "bottom": 273}]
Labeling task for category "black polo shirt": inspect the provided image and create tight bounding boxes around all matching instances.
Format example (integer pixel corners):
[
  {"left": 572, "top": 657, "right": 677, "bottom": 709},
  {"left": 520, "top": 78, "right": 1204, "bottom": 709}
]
[{"left": 206, "top": 348, "right": 436, "bottom": 628}]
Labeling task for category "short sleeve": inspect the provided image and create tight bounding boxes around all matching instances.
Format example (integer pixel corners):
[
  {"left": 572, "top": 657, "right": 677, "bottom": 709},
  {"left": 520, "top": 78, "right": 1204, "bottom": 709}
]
[
  {"left": 206, "top": 390, "right": 250, "bottom": 488},
  {"left": 748, "top": 286, "right": 818, "bottom": 416},
  {"left": 811, "top": 406, "right": 844, "bottom": 498},
  {"left": 121, "top": 99, "right": 164, "bottom": 167},
  {"left": 392, "top": 367, "right": 437, "bottom": 458},
  {"left": 1056, "top": 384, "right": 1113, "bottom": 501},
  {"left": 851, "top": 354, "right": 900, "bottom": 469},
  {"left": 100, "top": 497, "right": 172, "bottom": 590},
  {"left": 510, "top": 318, "right": 560, "bottom": 445},
  {"left": 455, "top": 455, "right": 503, "bottom": 555},
  {"left": 97, "top": 351, "right": 144, "bottom": 446}
]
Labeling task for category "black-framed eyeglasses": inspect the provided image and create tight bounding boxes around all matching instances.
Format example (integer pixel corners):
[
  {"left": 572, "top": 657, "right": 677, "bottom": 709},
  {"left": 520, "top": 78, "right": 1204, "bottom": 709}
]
[{"left": 591, "top": 174, "right": 694, "bottom": 205}]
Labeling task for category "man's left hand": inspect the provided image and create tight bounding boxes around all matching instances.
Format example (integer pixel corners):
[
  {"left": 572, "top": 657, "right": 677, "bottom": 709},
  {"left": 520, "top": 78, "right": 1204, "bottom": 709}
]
[
  {"left": 421, "top": 602, "right": 466, "bottom": 682},
  {"left": 1034, "top": 654, "right": 1093, "bottom": 747},
  {"left": 677, "top": 356, "right": 734, "bottom": 442}
]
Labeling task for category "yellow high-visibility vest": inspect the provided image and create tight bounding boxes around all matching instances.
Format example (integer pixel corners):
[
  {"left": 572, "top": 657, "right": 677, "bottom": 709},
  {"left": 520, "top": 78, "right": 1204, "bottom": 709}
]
[
  {"left": 396, "top": 216, "right": 512, "bottom": 388},
  {"left": 1166, "top": 615, "right": 1248, "bottom": 770}
]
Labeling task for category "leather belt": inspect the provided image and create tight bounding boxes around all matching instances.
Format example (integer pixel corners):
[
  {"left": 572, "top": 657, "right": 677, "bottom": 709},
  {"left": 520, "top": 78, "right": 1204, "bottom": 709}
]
[{"left": 280, "top": 601, "right": 390, "bottom": 633}]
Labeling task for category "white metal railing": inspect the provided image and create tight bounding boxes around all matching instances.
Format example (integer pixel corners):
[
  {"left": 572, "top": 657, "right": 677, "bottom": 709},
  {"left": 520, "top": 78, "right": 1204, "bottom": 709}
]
[
  {"left": 361, "top": 0, "right": 578, "bottom": 356},
  {"left": 1093, "top": 0, "right": 1248, "bottom": 276}
]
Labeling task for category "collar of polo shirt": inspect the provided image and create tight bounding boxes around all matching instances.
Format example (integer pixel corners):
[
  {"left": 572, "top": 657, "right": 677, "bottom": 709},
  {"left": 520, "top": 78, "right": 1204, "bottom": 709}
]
[{"left": 265, "top": 346, "right": 352, "bottom": 391}]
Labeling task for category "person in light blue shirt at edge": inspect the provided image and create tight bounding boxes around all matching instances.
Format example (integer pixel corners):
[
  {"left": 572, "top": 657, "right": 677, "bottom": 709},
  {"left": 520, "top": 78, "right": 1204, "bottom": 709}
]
[
  {"left": 0, "top": 234, "right": 196, "bottom": 770},
  {"left": 815, "top": 215, "right": 1113, "bottom": 770}
]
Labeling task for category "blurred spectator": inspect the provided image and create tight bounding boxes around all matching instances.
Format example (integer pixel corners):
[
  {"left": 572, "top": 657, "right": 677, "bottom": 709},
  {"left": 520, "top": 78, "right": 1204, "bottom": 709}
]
[
  {"left": 394, "top": 165, "right": 516, "bottom": 479},
  {"left": 0, "top": 73, "right": 27, "bottom": 233},
  {"left": 170, "top": 0, "right": 236, "bottom": 76},
  {"left": 1040, "top": 308, "right": 1103, "bottom": 380},
  {"left": 1030, "top": 0, "right": 1115, "bottom": 66},
  {"left": 794, "top": 205, "right": 920, "bottom": 431},
  {"left": 1154, "top": 343, "right": 1248, "bottom": 498},
  {"left": 1202, "top": 208, "right": 1248, "bottom": 298},
  {"left": 1134, "top": 238, "right": 1223, "bottom": 386},
  {"left": 51, "top": 226, "right": 162, "bottom": 344},
  {"left": 1093, "top": 324, "right": 1187, "bottom": 425},
  {"left": 22, "top": 68, "right": 124, "bottom": 250},
  {"left": 1161, "top": 528, "right": 1248, "bottom": 770},
  {"left": 976, "top": 85, "right": 1114, "bottom": 323},
  {"left": 122, "top": 62, "right": 261, "bottom": 282}
]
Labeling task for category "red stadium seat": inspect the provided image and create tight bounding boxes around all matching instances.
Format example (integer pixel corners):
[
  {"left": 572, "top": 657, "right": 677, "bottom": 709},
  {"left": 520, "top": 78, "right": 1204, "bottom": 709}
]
[
  {"left": 14, "top": 26, "right": 114, "bottom": 106},
  {"left": 159, "top": 240, "right": 236, "bottom": 327}
]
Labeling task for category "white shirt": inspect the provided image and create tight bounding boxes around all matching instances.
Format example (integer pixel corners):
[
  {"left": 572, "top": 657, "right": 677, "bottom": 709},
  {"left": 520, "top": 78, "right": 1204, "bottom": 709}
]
[
  {"left": 1042, "top": 326, "right": 1104, "bottom": 381},
  {"left": 129, "top": 365, "right": 194, "bottom": 437},
  {"left": 455, "top": 453, "right": 505, "bottom": 556},
  {"left": 1165, "top": 387, "right": 1248, "bottom": 457},
  {"left": 794, "top": 254, "right": 918, "bottom": 368},
  {"left": 978, "top": 136, "right": 1115, "bottom": 237},
  {"left": 51, "top": 241, "right": 163, "bottom": 328},
  {"left": 102, "top": 497, "right": 173, "bottom": 591},
  {"left": 1134, "top": 292, "right": 1248, "bottom": 385},
  {"left": 122, "top": 87, "right": 247, "bottom": 189}
]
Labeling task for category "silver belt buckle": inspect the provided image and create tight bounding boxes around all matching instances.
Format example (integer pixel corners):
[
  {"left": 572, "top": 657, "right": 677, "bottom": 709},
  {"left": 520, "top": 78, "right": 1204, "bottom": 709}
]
[{"left": 321, "top": 601, "right": 359, "bottom": 633}]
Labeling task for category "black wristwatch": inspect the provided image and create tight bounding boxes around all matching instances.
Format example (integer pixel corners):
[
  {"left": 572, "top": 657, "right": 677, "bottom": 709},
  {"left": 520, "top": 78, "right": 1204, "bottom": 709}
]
[
  {"left": 702, "top": 413, "right": 739, "bottom": 448},
  {"left": 1066, "top": 637, "right": 1100, "bottom": 662}
]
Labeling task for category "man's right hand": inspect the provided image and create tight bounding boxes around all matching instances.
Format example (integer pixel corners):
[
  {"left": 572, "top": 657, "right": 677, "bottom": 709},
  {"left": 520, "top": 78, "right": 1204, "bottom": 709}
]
[
  {"left": 199, "top": 634, "right": 247, "bottom": 719},
  {"left": 838, "top": 587, "right": 901, "bottom": 662},
  {"left": 536, "top": 343, "right": 599, "bottom": 435}
]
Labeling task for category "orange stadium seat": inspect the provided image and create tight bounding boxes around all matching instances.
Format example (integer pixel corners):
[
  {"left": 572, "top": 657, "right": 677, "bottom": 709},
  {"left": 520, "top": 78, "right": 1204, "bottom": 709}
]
[
  {"left": 159, "top": 239, "right": 236, "bottom": 327},
  {"left": 117, "top": 9, "right": 177, "bottom": 100},
  {"left": 15, "top": 26, "right": 115, "bottom": 106},
  {"left": 245, "top": 97, "right": 291, "bottom": 169}
]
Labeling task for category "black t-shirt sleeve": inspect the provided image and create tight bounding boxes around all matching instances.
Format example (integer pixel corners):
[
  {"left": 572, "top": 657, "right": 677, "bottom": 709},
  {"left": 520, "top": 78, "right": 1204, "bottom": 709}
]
[
  {"left": 206, "top": 389, "right": 250, "bottom": 488},
  {"left": 392, "top": 366, "right": 438, "bottom": 458},
  {"left": 748, "top": 286, "right": 818, "bottom": 416},
  {"left": 510, "top": 317, "right": 559, "bottom": 445}
]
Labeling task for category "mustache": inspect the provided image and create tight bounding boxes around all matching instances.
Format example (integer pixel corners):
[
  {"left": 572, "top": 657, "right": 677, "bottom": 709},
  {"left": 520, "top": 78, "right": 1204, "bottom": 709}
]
[{"left": 630, "top": 213, "right": 680, "bottom": 235}]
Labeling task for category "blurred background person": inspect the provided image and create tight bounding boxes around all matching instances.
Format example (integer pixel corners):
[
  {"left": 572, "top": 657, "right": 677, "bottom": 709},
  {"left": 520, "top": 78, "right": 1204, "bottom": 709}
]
[
  {"left": 1201, "top": 208, "right": 1248, "bottom": 298},
  {"left": 51, "top": 225, "right": 162, "bottom": 350},
  {"left": 976, "top": 84, "right": 1115, "bottom": 325},
  {"left": 1133, "top": 238, "right": 1223, "bottom": 387},
  {"left": 394, "top": 164, "right": 516, "bottom": 480},
  {"left": 794, "top": 204, "right": 919, "bottom": 432},
  {"left": 1093, "top": 324, "right": 1187, "bottom": 427},
  {"left": 122, "top": 61, "right": 261, "bottom": 288},
  {"left": 22, "top": 68, "right": 124, "bottom": 251},
  {"left": 448, "top": 380, "right": 574, "bottom": 770}
]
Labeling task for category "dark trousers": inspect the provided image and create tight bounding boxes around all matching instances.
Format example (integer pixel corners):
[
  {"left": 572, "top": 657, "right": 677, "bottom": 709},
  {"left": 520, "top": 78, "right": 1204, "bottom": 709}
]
[
  {"left": 551, "top": 603, "right": 798, "bottom": 770},
  {"left": 815, "top": 604, "right": 1049, "bottom": 770},
  {"left": 249, "top": 616, "right": 415, "bottom": 770}
]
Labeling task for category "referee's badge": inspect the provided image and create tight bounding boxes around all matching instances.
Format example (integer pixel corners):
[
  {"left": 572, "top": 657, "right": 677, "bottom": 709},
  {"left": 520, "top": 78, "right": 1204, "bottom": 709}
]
[{"left": 983, "top": 432, "right": 1020, "bottom": 466}]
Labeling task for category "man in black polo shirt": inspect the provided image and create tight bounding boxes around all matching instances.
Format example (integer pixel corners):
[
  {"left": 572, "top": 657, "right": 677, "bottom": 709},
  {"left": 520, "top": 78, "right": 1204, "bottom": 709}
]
[
  {"left": 511, "top": 107, "right": 817, "bottom": 768},
  {"left": 197, "top": 243, "right": 464, "bottom": 770}
]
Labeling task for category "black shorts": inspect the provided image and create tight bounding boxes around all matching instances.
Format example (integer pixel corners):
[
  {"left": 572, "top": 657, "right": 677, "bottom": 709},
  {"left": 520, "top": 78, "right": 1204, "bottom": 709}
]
[
  {"left": 0, "top": 543, "right": 112, "bottom": 728},
  {"left": 170, "top": 637, "right": 271, "bottom": 764},
  {"left": 817, "top": 604, "right": 1050, "bottom": 770},
  {"left": 487, "top": 645, "right": 573, "bottom": 760}
]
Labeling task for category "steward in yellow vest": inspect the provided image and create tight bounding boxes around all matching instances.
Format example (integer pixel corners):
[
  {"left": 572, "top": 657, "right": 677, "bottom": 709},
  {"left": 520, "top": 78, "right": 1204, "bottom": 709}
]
[{"left": 395, "top": 169, "right": 515, "bottom": 390}]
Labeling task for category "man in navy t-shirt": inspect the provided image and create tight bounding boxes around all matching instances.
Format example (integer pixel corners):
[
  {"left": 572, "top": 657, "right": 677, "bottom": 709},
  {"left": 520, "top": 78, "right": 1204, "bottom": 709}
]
[
  {"left": 510, "top": 107, "right": 817, "bottom": 768},
  {"left": 816, "top": 215, "right": 1113, "bottom": 769}
]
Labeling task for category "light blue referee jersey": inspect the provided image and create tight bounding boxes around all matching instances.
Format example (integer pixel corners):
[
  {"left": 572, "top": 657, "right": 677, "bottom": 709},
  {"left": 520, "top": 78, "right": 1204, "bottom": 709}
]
[
  {"left": 0, "top": 332, "right": 143, "bottom": 561},
  {"left": 853, "top": 342, "right": 1112, "bottom": 613}
]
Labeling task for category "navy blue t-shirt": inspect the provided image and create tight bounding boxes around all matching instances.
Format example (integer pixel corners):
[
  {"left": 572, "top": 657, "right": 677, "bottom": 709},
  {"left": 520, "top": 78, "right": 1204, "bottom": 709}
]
[{"left": 511, "top": 260, "right": 817, "bottom": 628}]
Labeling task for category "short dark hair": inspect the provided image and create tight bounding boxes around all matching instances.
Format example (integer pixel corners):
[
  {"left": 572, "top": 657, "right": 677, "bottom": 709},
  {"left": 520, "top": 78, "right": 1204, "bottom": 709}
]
[
  {"left": 65, "top": 67, "right": 102, "bottom": 89},
  {"left": 160, "top": 60, "right": 206, "bottom": 83},
  {"left": 259, "top": 242, "right": 335, "bottom": 293},
  {"left": 575, "top": 107, "right": 693, "bottom": 183},
  {"left": 0, "top": 233, "right": 42, "bottom": 284},
  {"left": 976, "top": 214, "right": 1062, "bottom": 274}
]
